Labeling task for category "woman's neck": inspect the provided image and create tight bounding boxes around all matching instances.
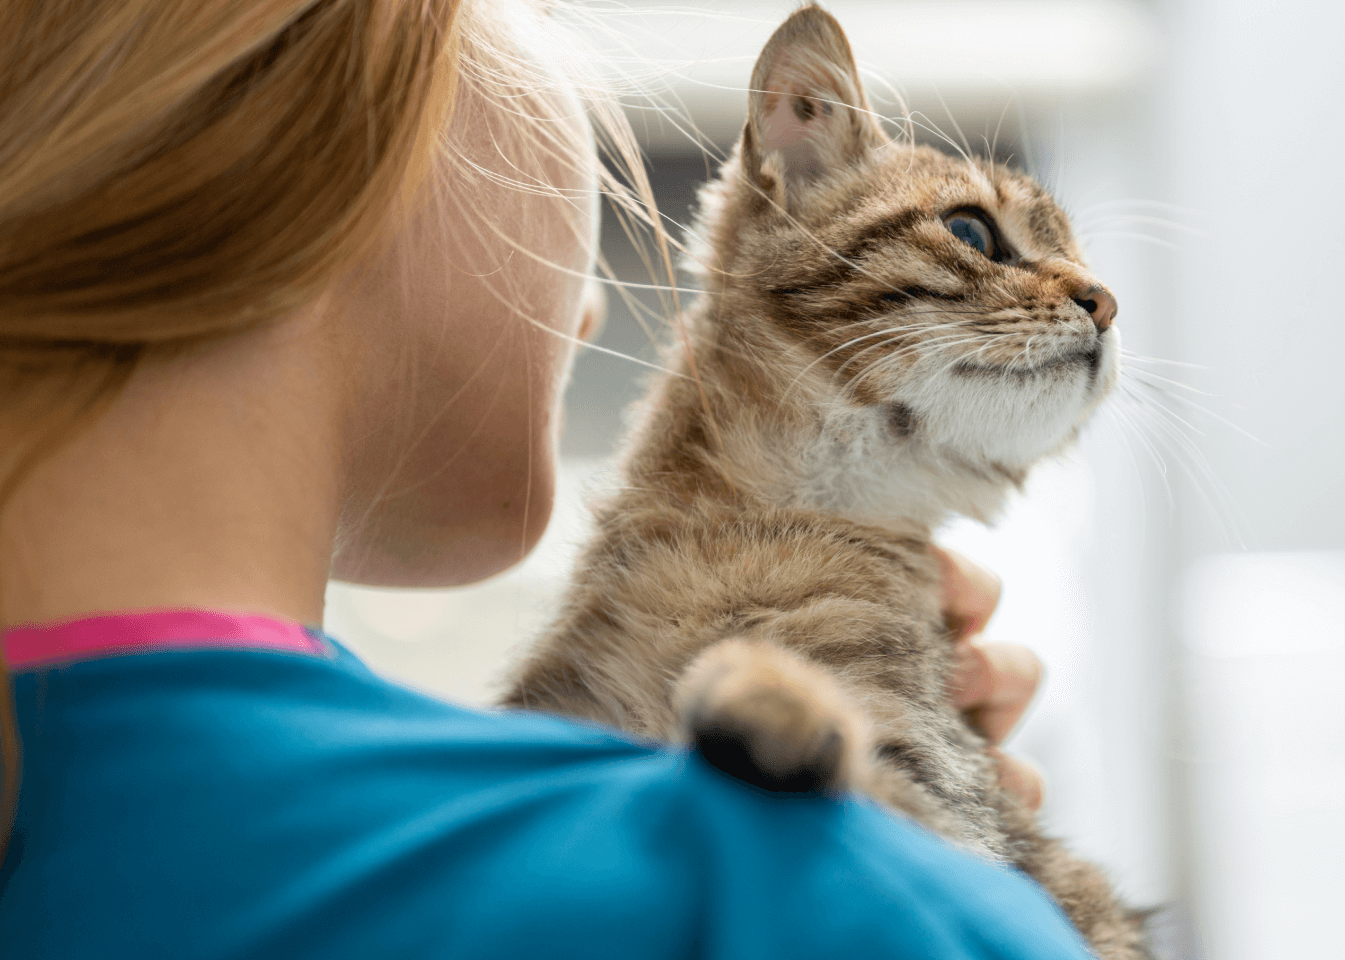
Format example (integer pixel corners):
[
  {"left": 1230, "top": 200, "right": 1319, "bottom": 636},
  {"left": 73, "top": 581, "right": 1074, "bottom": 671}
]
[{"left": 0, "top": 317, "right": 344, "bottom": 630}]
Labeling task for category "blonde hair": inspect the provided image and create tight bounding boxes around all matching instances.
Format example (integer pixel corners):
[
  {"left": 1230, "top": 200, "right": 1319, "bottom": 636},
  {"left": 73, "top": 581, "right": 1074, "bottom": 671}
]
[{"left": 0, "top": 0, "right": 665, "bottom": 860}]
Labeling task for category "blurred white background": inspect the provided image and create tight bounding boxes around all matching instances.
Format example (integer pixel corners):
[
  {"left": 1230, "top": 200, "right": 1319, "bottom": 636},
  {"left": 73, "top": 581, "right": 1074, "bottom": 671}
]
[{"left": 326, "top": 3, "right": 1345, "bottom": 957}]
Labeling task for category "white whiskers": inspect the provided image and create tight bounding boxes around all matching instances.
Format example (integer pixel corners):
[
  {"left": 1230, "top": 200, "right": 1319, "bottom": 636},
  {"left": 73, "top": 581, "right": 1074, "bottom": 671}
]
[{"left": 1105, "top": 365, "right": 1258, "bottom": 549}]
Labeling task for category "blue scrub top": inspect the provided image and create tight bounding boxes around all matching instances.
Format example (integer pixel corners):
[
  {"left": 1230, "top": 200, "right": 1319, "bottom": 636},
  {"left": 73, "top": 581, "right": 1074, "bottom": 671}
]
[{"left": 0, "top": 632, "right": 1093, "bottom": 959}]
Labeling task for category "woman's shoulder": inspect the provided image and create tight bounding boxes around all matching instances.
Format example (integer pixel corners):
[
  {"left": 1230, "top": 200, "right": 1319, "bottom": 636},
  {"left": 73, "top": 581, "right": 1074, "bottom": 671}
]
[{"left": 3, "top": 638, "right": 1091, "bottom": 960}]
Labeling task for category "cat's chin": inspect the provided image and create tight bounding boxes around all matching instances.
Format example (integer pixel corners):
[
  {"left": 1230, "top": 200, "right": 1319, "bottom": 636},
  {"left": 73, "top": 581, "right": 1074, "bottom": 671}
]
[
  {"left": 767, "top": 335, "right": 1120, "bottom": 531},
  {"left": 909, "top": 329, "right": 1119, "bottom": 466}
]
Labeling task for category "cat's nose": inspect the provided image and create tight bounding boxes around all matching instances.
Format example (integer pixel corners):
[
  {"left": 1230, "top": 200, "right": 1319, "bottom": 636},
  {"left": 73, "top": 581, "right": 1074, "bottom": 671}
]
[{"left": 1071, "top": 285, "right": 1117, "bottom": 333}]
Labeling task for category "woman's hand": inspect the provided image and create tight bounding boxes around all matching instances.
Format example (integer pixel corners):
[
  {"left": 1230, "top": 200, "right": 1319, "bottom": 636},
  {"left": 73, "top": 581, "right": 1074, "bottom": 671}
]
[{"left": 933, "top": 546, "right": 1046, "bottom": 811}]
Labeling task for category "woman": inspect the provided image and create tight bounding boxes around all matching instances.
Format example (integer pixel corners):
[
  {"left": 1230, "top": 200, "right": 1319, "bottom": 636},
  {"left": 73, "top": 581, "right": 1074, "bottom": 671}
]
[{"left": 0, "top": 1, "right": 1075, "bottom": 956}]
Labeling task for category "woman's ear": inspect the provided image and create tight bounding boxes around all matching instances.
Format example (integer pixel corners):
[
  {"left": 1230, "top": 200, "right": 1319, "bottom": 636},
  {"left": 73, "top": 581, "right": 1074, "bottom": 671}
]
[{"left": 740, "top": 5, "right": 884, "bottom": 211}]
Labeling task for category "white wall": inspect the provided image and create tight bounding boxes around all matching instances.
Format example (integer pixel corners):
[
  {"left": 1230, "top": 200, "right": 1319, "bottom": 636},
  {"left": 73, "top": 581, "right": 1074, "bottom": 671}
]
[
  {"left": 1162, "top": 0, "right": 1345, "bottom": 956},
  {"left": 1164, "top": 0, "right": 1345, "bottom": 554}
]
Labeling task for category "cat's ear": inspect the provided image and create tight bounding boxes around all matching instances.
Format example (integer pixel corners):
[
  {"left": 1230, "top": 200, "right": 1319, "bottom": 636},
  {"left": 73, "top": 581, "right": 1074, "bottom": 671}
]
[{"left": 741, "top": 5, "right": 883, "bottom": 210}]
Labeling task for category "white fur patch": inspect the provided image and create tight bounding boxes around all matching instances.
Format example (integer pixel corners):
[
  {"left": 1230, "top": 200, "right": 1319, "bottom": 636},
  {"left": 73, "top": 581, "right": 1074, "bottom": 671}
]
[{"left": 780, "top": 327, "right": 1121, "bottom": 529}]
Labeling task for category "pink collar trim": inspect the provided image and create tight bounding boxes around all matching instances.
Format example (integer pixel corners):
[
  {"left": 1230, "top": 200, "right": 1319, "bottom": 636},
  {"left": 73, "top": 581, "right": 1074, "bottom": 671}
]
[{"left": 2, "top": 607, "right": 330, "bottom": 670}]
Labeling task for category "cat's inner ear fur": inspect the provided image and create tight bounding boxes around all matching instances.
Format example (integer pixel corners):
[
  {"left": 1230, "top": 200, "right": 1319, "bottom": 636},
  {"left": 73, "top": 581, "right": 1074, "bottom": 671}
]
[{"left": 743, "top": 5, "right": 884, "bottom": 210}]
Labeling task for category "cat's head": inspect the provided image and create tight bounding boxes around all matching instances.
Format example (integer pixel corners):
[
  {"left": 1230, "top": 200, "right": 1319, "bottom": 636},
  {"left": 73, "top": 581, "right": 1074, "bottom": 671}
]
[{"left": 685, "top": 5, "right": 1119, "bottom": 524}]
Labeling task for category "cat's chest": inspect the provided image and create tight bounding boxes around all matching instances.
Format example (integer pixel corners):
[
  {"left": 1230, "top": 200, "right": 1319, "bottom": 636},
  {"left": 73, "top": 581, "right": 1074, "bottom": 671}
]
[{"left": 601, "top": 503, "right": 944, "bottom": 639}]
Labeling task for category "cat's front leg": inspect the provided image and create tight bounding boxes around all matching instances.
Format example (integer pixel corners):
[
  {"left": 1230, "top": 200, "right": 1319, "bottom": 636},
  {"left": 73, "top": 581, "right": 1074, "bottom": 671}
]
[
  {"left": 670, "top": 607, "right": 1010, "bottom": 862},
  {"left": 673, "top": 638, "right": 873, "bottom": 794},
  {"left": 672, "top": 636, "right": 972, "bottom": 848}
]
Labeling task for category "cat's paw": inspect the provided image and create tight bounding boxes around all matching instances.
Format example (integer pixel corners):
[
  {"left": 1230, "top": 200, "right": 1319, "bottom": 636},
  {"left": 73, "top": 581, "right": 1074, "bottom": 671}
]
[{"left": 674, "top": 640, "right": 870, "bottom": 794}]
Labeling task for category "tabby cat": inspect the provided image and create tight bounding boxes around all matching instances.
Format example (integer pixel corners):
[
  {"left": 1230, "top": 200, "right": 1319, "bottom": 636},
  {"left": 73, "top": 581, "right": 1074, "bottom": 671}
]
[{"left": 502, "top": 6, "right": 1145, "bottom": 957}]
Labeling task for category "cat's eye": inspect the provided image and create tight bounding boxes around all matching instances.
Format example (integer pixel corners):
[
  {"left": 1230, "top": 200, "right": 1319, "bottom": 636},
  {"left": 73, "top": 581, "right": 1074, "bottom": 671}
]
[{"left": 943, "top": 210, "right": 996, "bottom": 260}]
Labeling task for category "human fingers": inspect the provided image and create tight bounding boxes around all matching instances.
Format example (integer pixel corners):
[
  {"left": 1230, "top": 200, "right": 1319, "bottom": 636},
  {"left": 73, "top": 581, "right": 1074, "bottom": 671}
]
[
  {"left": 933, "top": 548, "right": 1044, "bottom": 808},
  {"left": 988, "top": 747, "right": 1046, "bottom": 811},
  {"left": 932, "top": 545, "right": 1002, "bottom": 641},
  {"left": 951, "top": 641, "right": 1043, "bottom": 744}
]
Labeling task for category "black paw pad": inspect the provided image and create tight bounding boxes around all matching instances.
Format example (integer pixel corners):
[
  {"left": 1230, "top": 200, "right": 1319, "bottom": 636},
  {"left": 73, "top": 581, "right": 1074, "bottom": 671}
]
[{"left": 692, "top": 722, "right": 841, "bottom": 794}]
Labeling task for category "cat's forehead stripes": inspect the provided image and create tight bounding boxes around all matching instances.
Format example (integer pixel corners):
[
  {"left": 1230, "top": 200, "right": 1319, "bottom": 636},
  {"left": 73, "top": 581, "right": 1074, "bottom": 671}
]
[
  {"left": 986, "top": 170, "right": 1078, "bottom": 261},
  {"left": 835, "top": 208, "right": 927, "bottom": 263},
  {"left": 852, "top": 147, "right": 1080, "bottom": 261},
  {"left": 798, "top": 153, "right": 1080, "bottom": 275}
]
